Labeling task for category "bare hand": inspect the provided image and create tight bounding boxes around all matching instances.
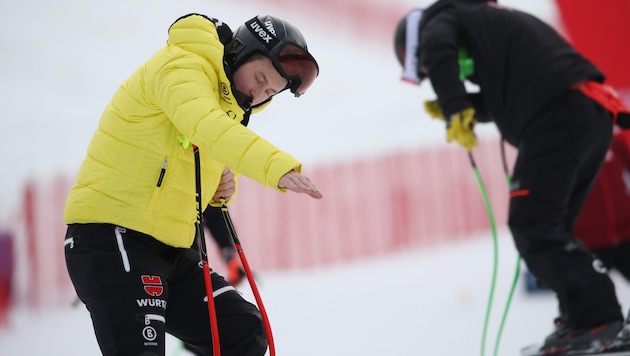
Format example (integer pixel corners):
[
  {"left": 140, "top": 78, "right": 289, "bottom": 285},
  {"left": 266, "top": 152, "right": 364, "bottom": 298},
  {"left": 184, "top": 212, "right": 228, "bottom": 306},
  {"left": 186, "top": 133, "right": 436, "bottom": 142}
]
[
  {"left": 213, "top": 167, "right": 236, "bottom": 202},
  {"left": 278, "top": 170, "right": 323, "bottom": 199}
]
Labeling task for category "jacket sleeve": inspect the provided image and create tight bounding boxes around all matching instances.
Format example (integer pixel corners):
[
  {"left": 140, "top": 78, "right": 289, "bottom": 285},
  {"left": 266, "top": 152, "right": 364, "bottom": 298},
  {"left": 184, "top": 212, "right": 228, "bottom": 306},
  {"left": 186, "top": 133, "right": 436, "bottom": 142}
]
[
  {"left": 150, "top": 51, "right": 301, "bottom": 190},
  {"left": 468, "top": 92, "right": 494, "bottom": 122},
  {"left": 421, "top": 9, "right": 473, "bottom": 118}
]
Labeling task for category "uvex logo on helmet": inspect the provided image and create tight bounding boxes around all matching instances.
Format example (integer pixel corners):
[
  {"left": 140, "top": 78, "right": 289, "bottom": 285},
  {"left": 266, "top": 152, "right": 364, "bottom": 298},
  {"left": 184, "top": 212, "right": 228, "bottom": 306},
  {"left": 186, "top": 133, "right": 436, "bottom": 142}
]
[
  {"left": 247, "top": 19, "right": 279, "bottom": 48},
  {"left": 265, "top": 20, "right": 276, "bottom": 35}
]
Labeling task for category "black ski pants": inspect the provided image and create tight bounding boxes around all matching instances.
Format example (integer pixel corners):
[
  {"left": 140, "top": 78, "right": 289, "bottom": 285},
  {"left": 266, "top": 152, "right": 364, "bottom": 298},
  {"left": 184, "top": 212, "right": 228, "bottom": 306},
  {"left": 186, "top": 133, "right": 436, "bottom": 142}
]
[
  {"left": 203, "top": 206, "right": 233, "bottom": 250},
  {"left": 508, "top": 88, "right": 623, "bottom": 329},
  {"left": 592, "top": 241, "right": 630, "bottom": 282},
  {"left": 64, "top": 223, "right": 267, "bottom": 356}
]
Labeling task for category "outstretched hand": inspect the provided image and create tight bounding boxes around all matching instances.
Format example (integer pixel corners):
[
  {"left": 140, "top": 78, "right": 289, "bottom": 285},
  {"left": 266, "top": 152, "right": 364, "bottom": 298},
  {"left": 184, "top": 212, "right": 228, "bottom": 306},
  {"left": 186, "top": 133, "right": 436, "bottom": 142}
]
[{"left": 279, "top": 170, "right": 323, "bottom": 199}]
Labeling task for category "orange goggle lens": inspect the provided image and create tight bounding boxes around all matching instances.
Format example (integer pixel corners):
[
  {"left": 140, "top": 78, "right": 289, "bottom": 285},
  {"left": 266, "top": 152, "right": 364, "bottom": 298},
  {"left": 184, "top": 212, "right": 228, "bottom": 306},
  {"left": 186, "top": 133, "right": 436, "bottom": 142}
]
[{"left": 276, "top": 44, "right": 319, "bottom": 97}]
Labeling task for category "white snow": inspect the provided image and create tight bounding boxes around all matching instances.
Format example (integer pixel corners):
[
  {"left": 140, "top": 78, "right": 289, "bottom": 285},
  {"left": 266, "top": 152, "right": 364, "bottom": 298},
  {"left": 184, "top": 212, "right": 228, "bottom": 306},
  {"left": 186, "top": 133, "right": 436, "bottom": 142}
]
[{"left": 1, "top": 230, "right": 629, "bottom": 355}]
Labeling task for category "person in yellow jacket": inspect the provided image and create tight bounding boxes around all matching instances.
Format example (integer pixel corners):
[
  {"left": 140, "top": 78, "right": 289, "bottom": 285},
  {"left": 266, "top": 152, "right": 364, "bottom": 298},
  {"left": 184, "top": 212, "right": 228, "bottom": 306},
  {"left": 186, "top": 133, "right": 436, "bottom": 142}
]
[{"left": 63, "top": 13, "right": 321, "bottom": 356}]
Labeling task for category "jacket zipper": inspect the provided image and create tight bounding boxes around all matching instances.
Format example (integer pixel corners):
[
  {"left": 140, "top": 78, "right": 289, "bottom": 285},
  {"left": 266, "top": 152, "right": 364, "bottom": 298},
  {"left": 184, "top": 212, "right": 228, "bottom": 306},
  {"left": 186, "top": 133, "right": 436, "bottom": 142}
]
[{"left": 156, "top": 157, "right": 168, "bottom": 187}]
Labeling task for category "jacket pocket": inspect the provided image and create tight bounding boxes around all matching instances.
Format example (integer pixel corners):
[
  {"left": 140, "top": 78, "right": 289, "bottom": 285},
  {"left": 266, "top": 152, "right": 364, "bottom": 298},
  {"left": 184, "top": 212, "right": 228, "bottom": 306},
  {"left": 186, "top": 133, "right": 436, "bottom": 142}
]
[{"left": 146, "top": 157, "right": 168, "bottom": 214}]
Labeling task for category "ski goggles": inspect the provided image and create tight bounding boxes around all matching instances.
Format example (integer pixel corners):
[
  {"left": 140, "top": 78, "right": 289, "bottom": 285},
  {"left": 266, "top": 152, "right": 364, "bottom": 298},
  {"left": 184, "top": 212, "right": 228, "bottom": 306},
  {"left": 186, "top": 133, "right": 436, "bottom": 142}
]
[{"left": 272, "top": 43, "right": 319, "bottom": 97}]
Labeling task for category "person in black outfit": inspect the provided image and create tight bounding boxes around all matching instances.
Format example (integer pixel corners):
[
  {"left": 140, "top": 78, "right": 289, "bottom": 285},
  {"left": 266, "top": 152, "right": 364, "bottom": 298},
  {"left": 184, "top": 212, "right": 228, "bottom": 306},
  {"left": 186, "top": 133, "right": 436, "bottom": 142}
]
[{"left": 393, "top": 0, "right": 630, "bottom": 354}]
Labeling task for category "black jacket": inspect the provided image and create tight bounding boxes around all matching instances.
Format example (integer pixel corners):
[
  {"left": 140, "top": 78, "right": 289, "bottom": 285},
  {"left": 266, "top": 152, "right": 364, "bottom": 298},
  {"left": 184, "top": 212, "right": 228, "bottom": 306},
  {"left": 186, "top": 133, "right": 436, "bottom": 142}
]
[{"left": 418, "top": 0, "right": 604, "bottom": 145}]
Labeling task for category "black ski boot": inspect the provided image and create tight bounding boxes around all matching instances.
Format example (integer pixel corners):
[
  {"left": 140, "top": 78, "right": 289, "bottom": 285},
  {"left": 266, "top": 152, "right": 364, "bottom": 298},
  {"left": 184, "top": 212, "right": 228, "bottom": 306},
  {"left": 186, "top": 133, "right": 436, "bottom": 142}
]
[
  {"left": 539, "top": 319, "right": 623, "bottom": 355},
  {"left": 606, "top": 311, "right": 630, "bottom": 352}
]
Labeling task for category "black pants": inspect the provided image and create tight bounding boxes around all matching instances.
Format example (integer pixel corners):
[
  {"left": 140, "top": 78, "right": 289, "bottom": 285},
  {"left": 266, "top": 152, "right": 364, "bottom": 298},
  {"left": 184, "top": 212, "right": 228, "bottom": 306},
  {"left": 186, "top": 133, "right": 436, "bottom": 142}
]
[
  {"left": 64, "top": 223, "right": 267, "bottom": 356},
  {"left": 203, "top": 207, "right": 233, "bottom": 250},
  {"left": 593, "top": 241, "right": 630, "bottom": 282},
  {"left": 509, "top": 89, "right": 623, "bottom": 329}
]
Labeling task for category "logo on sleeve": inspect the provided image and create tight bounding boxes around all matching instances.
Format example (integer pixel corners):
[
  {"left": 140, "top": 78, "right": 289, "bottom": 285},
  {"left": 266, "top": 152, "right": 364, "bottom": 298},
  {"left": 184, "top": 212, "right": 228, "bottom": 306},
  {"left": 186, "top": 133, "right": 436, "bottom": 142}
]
[{"left": 141, "top": 275, "right": 163, "bottom": 297}]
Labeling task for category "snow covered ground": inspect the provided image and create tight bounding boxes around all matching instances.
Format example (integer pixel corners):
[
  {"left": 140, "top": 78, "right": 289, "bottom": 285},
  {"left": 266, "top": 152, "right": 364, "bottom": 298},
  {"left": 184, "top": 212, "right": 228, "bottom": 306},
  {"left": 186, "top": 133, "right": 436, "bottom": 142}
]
[
  {"left": 4, "top": 1, "right": 626, "bottom": 356},
  {"left": 2, "top": 230, "right": 629, "bottom": 355}
]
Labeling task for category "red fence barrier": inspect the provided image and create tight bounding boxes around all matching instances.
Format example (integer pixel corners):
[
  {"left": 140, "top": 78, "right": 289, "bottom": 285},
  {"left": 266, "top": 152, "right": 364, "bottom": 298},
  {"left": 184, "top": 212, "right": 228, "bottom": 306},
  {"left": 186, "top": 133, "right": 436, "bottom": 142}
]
[
  {"left": 0, "top": 231, "right": 12, "bottom": 327},
  {"left": 228, "top": 139, "right": 514, "bottom": 271},
  {"left": 11, "top": 140, "right": 514, "bottom": 307}
]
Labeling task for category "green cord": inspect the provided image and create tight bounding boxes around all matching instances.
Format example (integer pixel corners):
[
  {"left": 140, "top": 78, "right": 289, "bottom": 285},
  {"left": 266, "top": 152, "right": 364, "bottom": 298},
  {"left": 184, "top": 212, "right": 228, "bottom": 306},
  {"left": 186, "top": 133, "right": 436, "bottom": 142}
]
[
  {"left": 490, "top": 173, "right": 522, "bottom": 356},
  {"left": 470, "top": 163, "right": 499, "bottom": 356},
  {"left": 493, "top": 254, "right": 521, "bottom": 356},
  {"left": 472, "top": 153, "right": 523, "bottom": 356}
]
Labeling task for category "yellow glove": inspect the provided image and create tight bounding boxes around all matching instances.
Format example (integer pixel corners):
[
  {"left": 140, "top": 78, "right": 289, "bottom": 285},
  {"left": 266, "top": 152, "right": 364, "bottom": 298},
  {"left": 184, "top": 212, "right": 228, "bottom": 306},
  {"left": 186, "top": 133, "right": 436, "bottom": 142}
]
[
  {"left": 424, "top": 100, "right": 444, "bottom": 120},
  {"left": 446, "top": 108, "right": 478, "bottom": 151}
]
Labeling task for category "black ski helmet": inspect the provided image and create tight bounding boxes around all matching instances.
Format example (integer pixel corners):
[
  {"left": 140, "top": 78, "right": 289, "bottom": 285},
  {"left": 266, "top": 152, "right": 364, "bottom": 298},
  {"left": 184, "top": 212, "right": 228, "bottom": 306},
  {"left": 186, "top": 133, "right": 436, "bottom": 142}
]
[{"left": 225, "top": 15, "right": 319, "bottom": 97}]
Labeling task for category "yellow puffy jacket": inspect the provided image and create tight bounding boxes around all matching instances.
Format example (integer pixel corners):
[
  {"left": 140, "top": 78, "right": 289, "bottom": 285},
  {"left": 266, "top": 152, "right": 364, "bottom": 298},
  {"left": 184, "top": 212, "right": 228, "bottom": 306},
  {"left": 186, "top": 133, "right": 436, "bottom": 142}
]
[{"left": 63, "top": 14, "right": 302, "bottom": 248}]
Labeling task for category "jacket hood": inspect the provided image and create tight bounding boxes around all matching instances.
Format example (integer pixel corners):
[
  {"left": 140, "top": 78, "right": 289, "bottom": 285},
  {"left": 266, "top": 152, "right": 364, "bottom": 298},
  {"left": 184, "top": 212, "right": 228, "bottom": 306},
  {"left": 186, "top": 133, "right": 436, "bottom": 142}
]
[
  {"left": 422, "top": 0, "right": 496, "bottom": 29},
  {"left": 166, "top": 14, "right": 264, "bottom": 112}
]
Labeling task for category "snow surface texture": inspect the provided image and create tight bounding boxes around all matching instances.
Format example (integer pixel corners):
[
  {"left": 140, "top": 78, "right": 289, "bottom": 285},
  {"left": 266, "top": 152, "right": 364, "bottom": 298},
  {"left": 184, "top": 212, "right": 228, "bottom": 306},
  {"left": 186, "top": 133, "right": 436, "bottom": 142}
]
[{"left": 2, "top": 230, "right": 629, "bottom": 355}]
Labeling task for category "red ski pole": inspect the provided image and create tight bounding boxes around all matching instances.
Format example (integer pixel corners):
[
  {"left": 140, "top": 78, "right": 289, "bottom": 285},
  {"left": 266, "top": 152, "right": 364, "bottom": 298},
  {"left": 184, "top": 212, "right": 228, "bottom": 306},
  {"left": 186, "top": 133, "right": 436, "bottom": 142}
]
[
  {"left": 219, "top": 199, "right": 276, "bottom": 356},
  {"left": 193, "top": 145, "right": 221, "bottom": 356}
]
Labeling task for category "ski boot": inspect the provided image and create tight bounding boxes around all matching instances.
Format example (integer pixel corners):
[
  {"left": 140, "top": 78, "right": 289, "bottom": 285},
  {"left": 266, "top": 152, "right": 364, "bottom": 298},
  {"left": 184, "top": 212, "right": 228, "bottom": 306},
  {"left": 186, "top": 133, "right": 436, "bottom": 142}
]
[
  {"left": 605, "top": 312, "right": 630, "bottom": 353},
  {"left": 527, "top": 319, "right": 623, "bottom": 355},
  {"left": 222, "top": 247, "right": 246, "bottom": 286}
]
